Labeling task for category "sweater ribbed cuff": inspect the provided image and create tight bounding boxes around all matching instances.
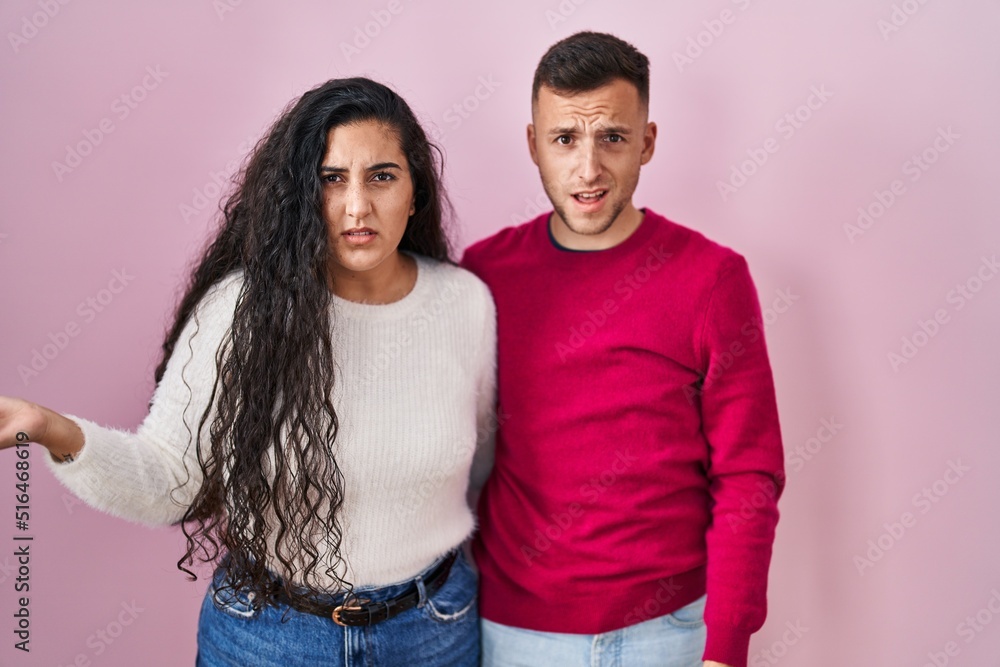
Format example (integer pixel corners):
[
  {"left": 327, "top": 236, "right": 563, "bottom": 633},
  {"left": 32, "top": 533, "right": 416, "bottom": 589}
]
[
  {"left": 41, "top": 414, "right": 93, "bottom": 469},
  {"left": 705, "top": 623, "right": 752, "bottom": 667}
]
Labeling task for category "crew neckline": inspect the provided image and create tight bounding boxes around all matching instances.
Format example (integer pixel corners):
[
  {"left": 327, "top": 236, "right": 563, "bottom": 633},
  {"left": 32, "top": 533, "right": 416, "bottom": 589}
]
[
  {"left": 329, "top": 251, "right": 432, "bottom": 320},
  {"left": 541, "top": 207, "right": 658, "bottom": 264}
]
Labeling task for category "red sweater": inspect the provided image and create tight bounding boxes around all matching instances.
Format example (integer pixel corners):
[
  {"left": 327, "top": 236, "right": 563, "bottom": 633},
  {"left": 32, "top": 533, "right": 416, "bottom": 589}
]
[{"left": 460, "top": 209, "right": 785, "bottom": 667}]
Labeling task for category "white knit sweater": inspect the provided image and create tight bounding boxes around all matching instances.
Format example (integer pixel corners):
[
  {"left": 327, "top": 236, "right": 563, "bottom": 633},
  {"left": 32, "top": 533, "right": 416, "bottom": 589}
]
[{"left": 44, "top": 252, "right": 497, "bottom": 589}]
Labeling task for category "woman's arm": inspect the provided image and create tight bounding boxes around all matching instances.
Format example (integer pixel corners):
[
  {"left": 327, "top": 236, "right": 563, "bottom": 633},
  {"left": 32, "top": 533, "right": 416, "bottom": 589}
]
[
  {"left": 0, "top": 397, "right": 82, "bottom": 463},
  {"left": 0, "top": 272, "right": 242, "bottom": 526},
  {"left": 467, "top": 284, "right": 498, "bottom": 509}
]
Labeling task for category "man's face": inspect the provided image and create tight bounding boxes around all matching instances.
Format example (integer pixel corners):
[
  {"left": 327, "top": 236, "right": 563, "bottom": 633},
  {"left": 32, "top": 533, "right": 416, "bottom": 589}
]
[{"left": 528, "top": 78, "right": 656, "bottom": 238}]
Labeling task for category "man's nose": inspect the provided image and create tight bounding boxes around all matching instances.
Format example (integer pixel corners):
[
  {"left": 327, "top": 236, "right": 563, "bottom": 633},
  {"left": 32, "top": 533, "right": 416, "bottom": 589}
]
[{"left": 577, "top": 144, "right": 602, "bottom": 184}]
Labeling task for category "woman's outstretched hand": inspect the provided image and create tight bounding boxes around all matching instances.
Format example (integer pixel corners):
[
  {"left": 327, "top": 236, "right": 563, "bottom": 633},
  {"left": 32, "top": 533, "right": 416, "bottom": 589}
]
[{"left": 0, "top": 396, "right": 84, "bottom": 462}]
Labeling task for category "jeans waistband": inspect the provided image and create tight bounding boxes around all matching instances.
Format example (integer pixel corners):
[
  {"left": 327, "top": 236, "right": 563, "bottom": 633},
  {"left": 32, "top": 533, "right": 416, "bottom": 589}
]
[{"left": 214, "top": 548, "right": 461, "bottom": 605}]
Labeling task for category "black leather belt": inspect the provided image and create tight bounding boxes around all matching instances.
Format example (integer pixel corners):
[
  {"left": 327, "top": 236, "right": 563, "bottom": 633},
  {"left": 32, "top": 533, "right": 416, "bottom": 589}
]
[{"left": 272, "top": 551, "right": 457, "bottom": 626}]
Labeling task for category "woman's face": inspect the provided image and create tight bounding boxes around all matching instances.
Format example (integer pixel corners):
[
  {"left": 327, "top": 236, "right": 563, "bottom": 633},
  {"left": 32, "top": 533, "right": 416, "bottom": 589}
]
[{"left": 320, "top": 119, "right": 415, "bottom": 276}]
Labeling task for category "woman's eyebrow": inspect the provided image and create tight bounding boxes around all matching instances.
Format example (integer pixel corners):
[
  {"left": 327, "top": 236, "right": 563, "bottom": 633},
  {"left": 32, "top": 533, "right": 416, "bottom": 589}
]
[{"left": 319, "top": 162, "right": 403, "bottom": 172}]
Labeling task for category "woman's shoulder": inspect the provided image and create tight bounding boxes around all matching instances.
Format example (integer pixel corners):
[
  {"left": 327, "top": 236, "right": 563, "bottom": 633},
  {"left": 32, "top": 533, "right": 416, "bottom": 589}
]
[
  {"left": 180, "top": 270, "right": 245, "bottom": 334},
  {"left": 413, "top": 256, "right": 496, "bottom": 357},
  {"left": 200, "top": 269, "right": 245, "bottom": 310},
  {"left": 414, "top": 255, "right": 495, "bottom": 311}
]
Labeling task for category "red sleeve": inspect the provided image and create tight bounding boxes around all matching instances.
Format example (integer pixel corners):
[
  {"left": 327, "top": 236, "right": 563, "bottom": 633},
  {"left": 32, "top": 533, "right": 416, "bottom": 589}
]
[{"left": 697, "top": 255, "right": 786, "bottom": 667}]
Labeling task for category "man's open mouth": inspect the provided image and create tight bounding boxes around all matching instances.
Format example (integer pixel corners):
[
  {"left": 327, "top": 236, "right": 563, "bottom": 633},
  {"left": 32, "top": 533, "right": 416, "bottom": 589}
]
[{"left": 573, "top": 190, "right": 607, "bottom": 204}]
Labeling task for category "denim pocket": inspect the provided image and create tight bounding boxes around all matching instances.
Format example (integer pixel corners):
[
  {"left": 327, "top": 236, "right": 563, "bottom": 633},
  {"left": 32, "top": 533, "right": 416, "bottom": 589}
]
[
  {"left": 422, "top": 551, "right": 478, "bottom": 624},
  {"left": 209, "top": 577, "right": 261, "bottom": 621},
  {"left": 663, "top": 594, "right": 706, "bottom": 629}
]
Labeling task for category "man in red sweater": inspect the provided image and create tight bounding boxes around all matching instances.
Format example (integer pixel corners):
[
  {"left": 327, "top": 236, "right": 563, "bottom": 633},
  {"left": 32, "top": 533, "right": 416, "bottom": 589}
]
[{"left": 460, "top": 32, "right": 785, "bottom": 667}]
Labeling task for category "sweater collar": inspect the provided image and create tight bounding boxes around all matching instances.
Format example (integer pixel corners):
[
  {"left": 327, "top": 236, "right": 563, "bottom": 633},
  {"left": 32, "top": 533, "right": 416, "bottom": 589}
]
[
  {"left": 538, "top": 207, "right": 659, "bottom": 266},
  {"left": 329, "top": 250, "right": 434, "bottom": 320}
]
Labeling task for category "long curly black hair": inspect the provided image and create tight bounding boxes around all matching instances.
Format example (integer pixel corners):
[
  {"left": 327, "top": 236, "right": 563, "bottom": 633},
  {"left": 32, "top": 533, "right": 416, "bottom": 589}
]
[{"left": 153, "top": 77, "right": 453, "bottom": 612}]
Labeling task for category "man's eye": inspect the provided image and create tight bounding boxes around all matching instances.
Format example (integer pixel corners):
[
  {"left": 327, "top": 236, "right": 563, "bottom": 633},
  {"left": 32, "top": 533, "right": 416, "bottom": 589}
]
[
  {"left": 556, "top": 135, "right": 572, "bottom": 145},
  {"left": 606, "top": 134, "right": 624, "bottom": 143}
]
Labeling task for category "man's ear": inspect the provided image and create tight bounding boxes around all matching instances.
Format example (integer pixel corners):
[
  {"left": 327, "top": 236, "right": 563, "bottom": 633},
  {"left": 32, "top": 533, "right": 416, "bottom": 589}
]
[
  {"left": 527, "top": 123, "right": 539, "bottom": 166},
  {"left": 640, "top": 121, "right": 657, "bottom": 165}
]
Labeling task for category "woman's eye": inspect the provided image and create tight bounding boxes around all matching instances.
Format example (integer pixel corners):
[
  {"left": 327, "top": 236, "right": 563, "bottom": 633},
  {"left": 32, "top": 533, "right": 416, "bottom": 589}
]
[
  {"left": 322, "top": 174, "right": 341, "bottom": 183},
  {"left": 372, "top": 172, "right": 395, "bottom": 182}
]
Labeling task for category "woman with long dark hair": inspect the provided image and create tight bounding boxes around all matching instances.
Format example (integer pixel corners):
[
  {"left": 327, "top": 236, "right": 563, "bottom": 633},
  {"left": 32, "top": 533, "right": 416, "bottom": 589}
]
[{"left": 0, "top": 77, "right": 496, "bottom": 666}]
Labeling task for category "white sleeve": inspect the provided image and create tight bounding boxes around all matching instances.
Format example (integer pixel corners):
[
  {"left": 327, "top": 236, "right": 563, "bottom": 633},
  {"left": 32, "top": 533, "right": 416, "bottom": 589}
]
[
  {"left": 43, "top": 273, "right": 242, "bottom": 527},
  {"left": 467, "top": 284, "right": 498, "bottom": 506}
]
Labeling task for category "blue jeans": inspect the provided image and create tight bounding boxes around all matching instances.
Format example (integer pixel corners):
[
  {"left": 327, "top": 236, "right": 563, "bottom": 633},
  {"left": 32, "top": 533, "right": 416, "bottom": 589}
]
[
  {"left": 197, "top": 549, "right": 479, "bottom": 666},
  {"left": 481, "top": 593, "right": 707, "bottom": 667}
]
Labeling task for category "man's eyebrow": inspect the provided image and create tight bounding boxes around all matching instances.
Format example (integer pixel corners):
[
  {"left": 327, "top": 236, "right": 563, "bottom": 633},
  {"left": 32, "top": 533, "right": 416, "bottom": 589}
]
[
  {"left": 545, "top": 125, "right": 632, "bottom": 135},
  {"left": 599, "top": 126, "right": 632, "bottom": 135},
  {"left": 319, "top": 162, "right": 403, "bottom": 172}
]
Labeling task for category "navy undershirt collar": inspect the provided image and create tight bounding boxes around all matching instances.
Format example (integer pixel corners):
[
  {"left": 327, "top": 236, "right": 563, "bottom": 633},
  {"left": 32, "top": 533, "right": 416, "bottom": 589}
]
[{"left": 546, "top": 208, "right": 648, "bottom": 253}]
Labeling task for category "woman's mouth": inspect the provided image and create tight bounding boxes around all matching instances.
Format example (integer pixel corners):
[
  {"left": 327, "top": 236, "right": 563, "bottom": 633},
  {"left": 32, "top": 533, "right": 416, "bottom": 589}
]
[{"left": 343, "top": 229, "right": 378, "bottom": 246}]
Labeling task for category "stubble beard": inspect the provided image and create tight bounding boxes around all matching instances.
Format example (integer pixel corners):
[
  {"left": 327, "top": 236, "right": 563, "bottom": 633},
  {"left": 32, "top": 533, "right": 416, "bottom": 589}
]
[{"left": 544, "top": 180, "right": 629, "bottom": 238}]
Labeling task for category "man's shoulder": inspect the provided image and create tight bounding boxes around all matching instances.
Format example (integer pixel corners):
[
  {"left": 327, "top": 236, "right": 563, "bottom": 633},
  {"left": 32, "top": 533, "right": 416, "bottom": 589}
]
[
  {"left": 460, "top": 216, "right": 543, "bottom": 272},
  {"left": 648, "top": 209, "right": 746, "bottom": 274}
]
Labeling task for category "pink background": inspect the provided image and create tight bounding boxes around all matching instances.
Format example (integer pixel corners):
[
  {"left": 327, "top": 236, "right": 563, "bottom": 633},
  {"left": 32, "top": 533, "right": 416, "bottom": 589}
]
[{"left": 2, "top": 1, "right": 999, "bottom": 665}]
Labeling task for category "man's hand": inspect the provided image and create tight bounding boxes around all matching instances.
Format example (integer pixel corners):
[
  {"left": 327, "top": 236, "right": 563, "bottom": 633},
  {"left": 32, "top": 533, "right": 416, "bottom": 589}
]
[{"left": 704, "top": 662, "right": 733, "bottom": 667}]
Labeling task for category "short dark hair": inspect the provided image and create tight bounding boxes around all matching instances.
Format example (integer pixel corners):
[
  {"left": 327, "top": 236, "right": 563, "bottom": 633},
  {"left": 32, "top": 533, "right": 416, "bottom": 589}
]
[{"left": 532, "top": 31, "right": 650, "bottom": 106}]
